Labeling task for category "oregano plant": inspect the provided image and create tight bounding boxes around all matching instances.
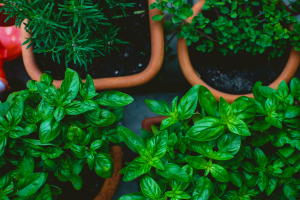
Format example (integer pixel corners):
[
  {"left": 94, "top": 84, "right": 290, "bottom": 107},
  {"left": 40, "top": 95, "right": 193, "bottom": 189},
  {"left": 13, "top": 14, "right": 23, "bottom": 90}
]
[
  {"left": 0, "top": 69, "right": 133, "bottom": 199},
  {"left": 151, "top": 0, "right": 300, "bottom": 57},
  {"left": 117, "top": 79, "right": 300, "bottom": 200},
  {"left": 0, "top": 0, "right": 135, "bottom": 70}
]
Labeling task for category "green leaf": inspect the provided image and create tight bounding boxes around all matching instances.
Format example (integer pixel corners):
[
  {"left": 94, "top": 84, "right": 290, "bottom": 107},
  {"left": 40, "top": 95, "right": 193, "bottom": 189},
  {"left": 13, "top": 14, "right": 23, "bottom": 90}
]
[
  {"left": 94, "top": 153, "right": 114, "bottom": 178},
  {"left": 229, "top": 170, "right": 242, "bottom": 187},
  {"left": 227, "top": 119, "right": 251, "bottom": 136},
  {"left": 40, "top": 73, "right": 53, "bottom": 85},
  {"left": 0, "top": 135, "right": 7, "bottom": 156},
  {"left": 251, "top": 132, "right": 272, "bottom": 147},
  {"left": 17, "top": 155, "right": 34, "bottom": 178},
  {"left": 220, "top": 7, "right": 229, "bottom": 14},
  {"left": 54, "top": 106, "right": 65, "bottom": 122},
  {"left": 198, "top": 85, "right": 217, "bottom": 116},
  {"left": 290, "top": 77, "right": 300, "bottom": 97},
  {"left": 186, "top": 156, "right": 208, "bottom": 169},
  {"left": 140, "top": 175, "right": 161, "bottom": 199},
  {"left": 178, "top": 85, "right": 200, "bottom": 119},
  {"left": 36, "top": 83, "right": 59, "bottom": 105},
  {"left": 210, "top": 164, "right": 229, "bottom": 182},
  {"left": 95, "top": 91, "right": 133, "bottom": 106},
  {"left": 283, "top": 183, "right": 298, "bottom": 200},
  {"left": 232, "top": 99, "right": 256, "bottom": 123},
  {"left": 193, "top": 176, "right": 213, "bottom": 200},
  {"left": 117, "top": 126, "right": 146, "bottom": 153},
  {"left": 39, "top": 115, "right": 62, "bottom": 144},
  {"left": 160, "top": 117, "right": 178, "bottom": 130},
  {"left": 157, "top": 163, "right": 189, "bottom": 182},
  {"left": 254, "top": 148, "right": 268, "bottom": 168},
  {"left": 152, "top": 15, "right": 164, "bottom": 21},
  {"left": 119, "top": 192, "right": 147, "bottom": 200},
  {"left": 147, "top": 131, "right": 168, "bottom": 158},
  {"left": 90, "top": 140, "right": 104, "bottom": 151},
  {"left": 124, "top": 157, "right": 151, "bottom": 181},
  {"left": 186, "top": 117, "right": 225, "bottom": 141},
  {"left": 68, "top": 174, "right": 82, "bottom": 190},
  {"left": 16, "top": 173, "right": 47, "bottom": 197},
  {"left": 217, "top": 133, "right": 241, "bottom": 155},
  {"left": 219, "top": 97, "right": 234, "bottom": 123},
  {"left": 65, "top": 101, "right": 94, "bottom": 115},
  {"left": 257, "top": 171, "right": 267, "bottom": 192},
  {"left": 266, "top": 178, "right": 277, "bottom": 196},
  {"left": 36, "top": 184, "right": 52, "bottom": 200},
  {"left": 60, "top": 68, "right": 80, "bottom": 103},
  {"left": 285, "top": 106, "right": 300, "bottom": 118},
  {"left": 145, "top": 100, "right": 170, "bottom": 116},
  {"left": 87, "top": 153, "right": 94, "bottom": 170}
]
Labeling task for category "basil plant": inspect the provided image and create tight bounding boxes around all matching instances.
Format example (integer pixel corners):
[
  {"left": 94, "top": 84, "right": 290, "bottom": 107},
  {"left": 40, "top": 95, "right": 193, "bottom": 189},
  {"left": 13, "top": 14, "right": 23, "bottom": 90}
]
[
  {"left": 0, "top": 69, "right": 133, "bottom": 199},
  {"left": 118, "top": 79, "right": 300, "bottom": 200}
]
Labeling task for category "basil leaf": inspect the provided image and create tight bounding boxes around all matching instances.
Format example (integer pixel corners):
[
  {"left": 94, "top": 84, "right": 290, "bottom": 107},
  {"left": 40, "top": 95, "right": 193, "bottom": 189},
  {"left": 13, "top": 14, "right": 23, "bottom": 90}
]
[
  {"left": 266, "top": 178, "right": 277, "bottom": 196},
  {"left": 228, "top": 169, "right": 242, "bottom": 187},
  {"left": 219, "top": 97, "right": 234, "bottom": 123},
  {"left": 17, "top": 155, "right": 34, "bottom": 178},
  {"left": 119, "top": 192, "right": 148, "bottom": 200},
  {"left": 65, "top": 101, "right": 94, "bottom": 115},
  {"left": 87, "top": 153, "right": 94, "bottom": 170},
  {"left": 54, "top": 106, "right": 65, "bottom": 122},
  {"left": 94, "top": 153, "right": 114, "bottom": 178},
  {"left": 96, "top": 91, "right": 133, "bottom": 106},
  {"left": 60, "top": 68, "right": 80, "bottom": 103},
  {"left": 198, "top": 85, "right": 217, "bottom": 116},
  {"left": 140, "top": 175, "right": 161, "bottom": 199},
  {"left": 68, "top": 174, "right": 82, "bottom": 190},
  {"left": 145, "top": 100, "right": 170, "bottom": 116},
  {"left": 227, "top": 119, "right": 251, "bottom": 136},
  {"left": 186, "top": 117, "right": 225, "bottom": 141},
  {"left": 16, "top": 172, "right": 47, "bottom": 197},
  {"left": 117, "top": 126, "right": 146, "bottom": 153},
  {"left": 160, "top": 117, "right": 179, "bottom": 130},
  {"left": 157, "top": 163, "right": 189, "bottom": 182},
  {"left": 178, "top": 85, "right": 200, "bottom": 119},
  {"left": 210, "top": 164, "right": 229, "bottom": 182},
  {"left": 232, "top": 99, "right": 256, "bottom": 123},
  {"left": 36, "top": 82, "right": 59, "bottom": 105},
  {"left": 39, "top": 115, "right": 62, "bottom": 144},
  {"left": 254, "top": 148, "right": 268, "bottom": 168},
  {"left": 257, "top": 171, "right": 267, "bottom": 192},
  {"left": 290, "top": 77, "right": 300, "bottom": 97},
  {"left": 124, "top": 157, "right": 151, "bottom": 181},
  {"left": 217, "top": 133, "right": 241, "bottom": 155},
  {"left": 36, "top": 184, "right": 52, "bottom": 200},
  {"left": 283, "top": 183, "right": 298, "bottom": 200},
  {"left": 193, "top": 176, "right": 213, "bottom": 200},
  {"left": 147, "top": 131, "right": 168, "bottom": 158},
  {"left": 186, "top": 156, "right": 208, "bottom": 169}
]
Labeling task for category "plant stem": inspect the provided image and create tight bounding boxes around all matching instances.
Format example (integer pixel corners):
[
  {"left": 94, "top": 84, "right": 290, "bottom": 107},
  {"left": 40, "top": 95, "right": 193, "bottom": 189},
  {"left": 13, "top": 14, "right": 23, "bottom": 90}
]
[
  {"left": 215, "top": 7, "right": 220, "bottom": 17},
  {"left": 166, "top": 31, "right": 177, "bottom": 46}
]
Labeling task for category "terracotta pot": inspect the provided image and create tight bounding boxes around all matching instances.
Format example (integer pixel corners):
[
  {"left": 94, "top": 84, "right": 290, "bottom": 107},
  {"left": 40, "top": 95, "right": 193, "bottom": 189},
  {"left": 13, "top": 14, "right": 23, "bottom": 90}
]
[
  {"left": 94, "top": 146, "right": 123, "bottom": 200},
  {"left": 178, "top": 0, "right": 300, "bottom": 104},
  {"left": 142, "top": 116, "right": 167, "bottom": 132},
  {"left": 21, "top": 0, "right": 164, "bottom": 89}
]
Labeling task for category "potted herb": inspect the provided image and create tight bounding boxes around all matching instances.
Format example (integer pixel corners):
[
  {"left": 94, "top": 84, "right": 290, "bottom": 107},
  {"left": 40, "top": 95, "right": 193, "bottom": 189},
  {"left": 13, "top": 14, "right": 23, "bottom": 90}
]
[
  {"left": 0, "top": 69, "right": 133, "bottom": 200},
  {"left": 0, "top": 0, "right": 164, "bottom": 90},
  {"left": 117, "top": 80, "right": 300, "bottom": 199},
  {"left": 151, "top": 0, "right": 300, "bottom": 103}
]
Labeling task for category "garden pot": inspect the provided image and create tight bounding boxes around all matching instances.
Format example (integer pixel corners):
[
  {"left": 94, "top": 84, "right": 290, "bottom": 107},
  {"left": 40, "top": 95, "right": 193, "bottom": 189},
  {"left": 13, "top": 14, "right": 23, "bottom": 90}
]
[
  {"left": 142, "top": 116, "right": 167, "bottom": 132},
  {"left": 94, "top": 146, "right": 123, "bottom": 200},
  {"left": 20, "top": 0, "right": 164, "bottom": 90},
  {"left": 177, "top": 0, "right": 300, "bottom": 104}
]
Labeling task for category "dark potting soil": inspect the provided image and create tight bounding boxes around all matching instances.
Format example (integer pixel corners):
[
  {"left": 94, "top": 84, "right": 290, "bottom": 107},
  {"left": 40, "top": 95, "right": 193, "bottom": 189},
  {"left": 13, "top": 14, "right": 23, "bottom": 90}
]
[
  {"left": 35, "top": 0, "right": 151, "bottom": 80},
  {"left": 188, "top": 43, "right": 290, "bottom": 94}
]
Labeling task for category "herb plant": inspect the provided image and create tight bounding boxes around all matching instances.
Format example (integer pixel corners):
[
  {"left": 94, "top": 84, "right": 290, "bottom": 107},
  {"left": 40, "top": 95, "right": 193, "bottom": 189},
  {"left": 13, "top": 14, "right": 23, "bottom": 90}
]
[
  {"left": 117, "top": 79, "right": 300, "bottom": 200},
  {"left": 151, "top": 0, "right": 300, "bottom": 57},
  {"left": 0, "top": 69, "right": 133, "bottom": 199},
  {"left": 0, "top": 0, "right": 135, "bottom": 70}
]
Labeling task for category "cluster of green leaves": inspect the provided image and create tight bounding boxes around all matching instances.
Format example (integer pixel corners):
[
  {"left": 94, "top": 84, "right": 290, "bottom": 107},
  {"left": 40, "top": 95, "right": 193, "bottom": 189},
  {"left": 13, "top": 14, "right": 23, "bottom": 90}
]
[
  {"left": 118, "top": 78, "right": 300, "bottom": 200},
  {"left": 0, "top": 0, "right": 134, "bottom": 70},
  {"left": 0, "top": 69, "right": 133, "bottom": 199},
  {"left": 151, "top": 0, "right": 300, "bottom": 56}
]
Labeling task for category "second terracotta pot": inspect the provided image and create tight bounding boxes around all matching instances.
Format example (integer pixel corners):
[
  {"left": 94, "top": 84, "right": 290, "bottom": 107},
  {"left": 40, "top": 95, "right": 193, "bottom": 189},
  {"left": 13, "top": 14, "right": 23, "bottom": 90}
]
[
  {"left": 21, "top": 0, "right": 164, "bottom": 90},
  {"left": 178, "top": 0, "right": 300, "bottom": 104}
]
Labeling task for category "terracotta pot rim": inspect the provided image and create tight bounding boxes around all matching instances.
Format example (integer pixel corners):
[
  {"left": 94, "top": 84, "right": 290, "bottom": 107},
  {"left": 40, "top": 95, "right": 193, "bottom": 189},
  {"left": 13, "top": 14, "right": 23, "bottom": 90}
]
[
  {"left": 178, "top": 0, "right": 300, "bottom": 104},
  {"left": 94, "top": 145, "right": 123, "bottom": 200},
  {"left": 142, "top": 116, "right": 167, "bottom": 132},
  {"left": 21, "top": 0, "right": 164, "bottom": 90}
]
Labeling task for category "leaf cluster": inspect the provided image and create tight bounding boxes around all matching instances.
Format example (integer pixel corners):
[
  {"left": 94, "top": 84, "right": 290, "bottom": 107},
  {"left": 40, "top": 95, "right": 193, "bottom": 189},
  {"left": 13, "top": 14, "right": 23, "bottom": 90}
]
[
  {"left": 0, "top": 69, "right": 133, "bottom": 199},
  {"left": 0, "top": 0, "right": 134, "bottom": 70},
  {"left": 151, "top": 0, "right": 300, "bottom": 57},
  {"left": 118, "top": 78, "right": 300, "bottom": 200}
]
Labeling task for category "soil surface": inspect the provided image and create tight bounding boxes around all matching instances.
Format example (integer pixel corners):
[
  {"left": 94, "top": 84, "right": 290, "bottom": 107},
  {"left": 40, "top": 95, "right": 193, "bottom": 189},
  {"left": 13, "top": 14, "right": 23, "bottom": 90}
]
[
  {"left": 35, "top": 0, "right": 151, "bottom": 80},
  {"left": 189, "top": 43, "right": 290, "bottom": 94}
]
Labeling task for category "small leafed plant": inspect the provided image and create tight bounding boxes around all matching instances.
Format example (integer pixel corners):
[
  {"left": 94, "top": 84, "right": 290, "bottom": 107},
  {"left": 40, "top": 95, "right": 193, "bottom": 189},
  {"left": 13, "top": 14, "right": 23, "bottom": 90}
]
[
  {"left": 0, "top": 69, "right": 133, "bottom": 199},
  {"left": 0, "top": 0, "right": 135, "bottom": 70},
  {"left": 151, "top": 0, "right": 300, "bottom": 57},
  {"left": 117, "top": 79, "right": 300, "bottom": 200}
]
